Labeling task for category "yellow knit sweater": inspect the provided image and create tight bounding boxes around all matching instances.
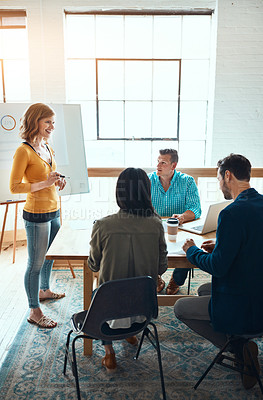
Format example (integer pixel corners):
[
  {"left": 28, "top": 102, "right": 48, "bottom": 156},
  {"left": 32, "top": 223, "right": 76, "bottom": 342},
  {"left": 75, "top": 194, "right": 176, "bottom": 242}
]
[{"left": 9, "top": 143, "right": 59, "bottom": 214}]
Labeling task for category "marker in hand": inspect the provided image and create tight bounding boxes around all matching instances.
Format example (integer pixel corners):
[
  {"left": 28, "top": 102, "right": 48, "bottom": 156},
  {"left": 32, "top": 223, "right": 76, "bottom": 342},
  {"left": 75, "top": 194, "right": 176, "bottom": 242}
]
[{"left": 59, "top": 174, "right": 70, "bottom": 179}]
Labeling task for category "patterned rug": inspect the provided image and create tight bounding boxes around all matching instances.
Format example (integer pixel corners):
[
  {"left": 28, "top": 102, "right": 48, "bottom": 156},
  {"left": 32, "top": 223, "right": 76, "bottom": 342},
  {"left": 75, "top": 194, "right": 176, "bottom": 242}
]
[{"left": 0, "top": 269, "right": 262, "bottom": 400}]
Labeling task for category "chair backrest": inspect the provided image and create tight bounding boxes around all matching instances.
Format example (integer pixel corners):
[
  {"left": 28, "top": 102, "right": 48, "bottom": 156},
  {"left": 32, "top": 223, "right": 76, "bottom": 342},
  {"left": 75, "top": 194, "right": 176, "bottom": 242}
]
[{"left": 80, "top": 276, "right": 158, "bottom": 341}]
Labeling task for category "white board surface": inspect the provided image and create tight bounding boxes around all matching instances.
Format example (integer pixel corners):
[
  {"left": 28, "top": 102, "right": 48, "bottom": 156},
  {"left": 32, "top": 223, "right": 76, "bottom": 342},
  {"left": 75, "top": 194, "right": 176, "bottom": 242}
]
[{"left": 0, "top": 103, "right": 89, "bottom": 202}]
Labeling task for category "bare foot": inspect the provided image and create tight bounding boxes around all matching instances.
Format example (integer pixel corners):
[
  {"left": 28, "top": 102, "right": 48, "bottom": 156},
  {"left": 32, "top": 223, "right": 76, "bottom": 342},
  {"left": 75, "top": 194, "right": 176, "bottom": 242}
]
[{"left": 29, "top": 307, "right": 43, "bottom": 322}]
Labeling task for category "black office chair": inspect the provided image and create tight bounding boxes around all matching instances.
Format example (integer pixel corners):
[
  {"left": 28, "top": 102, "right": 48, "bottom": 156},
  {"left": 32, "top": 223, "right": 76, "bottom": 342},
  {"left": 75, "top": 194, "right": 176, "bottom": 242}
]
[
  {"left": 63, "top": 276, "right": 166, "bottom": 400},
  {"left": 194, "top": 332, "right": 263, "bottom": 394}
]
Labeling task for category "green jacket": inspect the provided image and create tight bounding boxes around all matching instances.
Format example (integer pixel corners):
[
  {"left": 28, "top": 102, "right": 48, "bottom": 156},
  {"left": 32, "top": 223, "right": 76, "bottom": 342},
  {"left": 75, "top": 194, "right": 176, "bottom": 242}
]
[{"left": 88, "top": 210, "right": 168, "bottom": 286}]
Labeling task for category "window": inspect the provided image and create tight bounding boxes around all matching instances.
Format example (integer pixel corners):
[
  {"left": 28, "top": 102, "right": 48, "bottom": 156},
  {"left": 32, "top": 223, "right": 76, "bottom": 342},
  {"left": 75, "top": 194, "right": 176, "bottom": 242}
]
[
  {"left": 65, "top": 12, "right": 214, "bottom": 167},
  {"left": 0, "top": 11, "right": 30, "bottom": 103}
]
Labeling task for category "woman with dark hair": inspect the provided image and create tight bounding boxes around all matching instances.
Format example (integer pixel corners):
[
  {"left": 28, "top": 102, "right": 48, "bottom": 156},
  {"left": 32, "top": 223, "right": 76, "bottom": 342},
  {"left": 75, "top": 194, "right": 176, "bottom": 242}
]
[{"left": 88, "top": 168, "right": 167, "bottom": 372}]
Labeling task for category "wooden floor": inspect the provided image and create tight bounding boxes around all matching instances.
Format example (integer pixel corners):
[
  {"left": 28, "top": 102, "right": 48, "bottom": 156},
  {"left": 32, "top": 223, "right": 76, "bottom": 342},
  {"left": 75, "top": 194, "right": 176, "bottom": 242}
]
[{"left": 0, "top": 242, "right": 28, "bottom": 367}]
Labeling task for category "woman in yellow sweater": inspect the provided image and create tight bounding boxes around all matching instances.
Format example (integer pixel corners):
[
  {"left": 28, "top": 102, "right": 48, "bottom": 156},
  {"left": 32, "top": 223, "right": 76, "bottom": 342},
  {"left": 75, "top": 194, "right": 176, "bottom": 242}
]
[{"left": 10, "top": 103, "right": 66, "bottom": 329}]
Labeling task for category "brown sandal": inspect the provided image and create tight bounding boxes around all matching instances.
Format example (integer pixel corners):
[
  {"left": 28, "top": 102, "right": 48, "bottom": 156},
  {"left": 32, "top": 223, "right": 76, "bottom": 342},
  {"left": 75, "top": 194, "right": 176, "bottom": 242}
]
[
  {"left": 39, "top": 292, "right": 65, "bottom": 302},
  {"left": 27, "top": 315, "right": 57, "bottom": 329}
]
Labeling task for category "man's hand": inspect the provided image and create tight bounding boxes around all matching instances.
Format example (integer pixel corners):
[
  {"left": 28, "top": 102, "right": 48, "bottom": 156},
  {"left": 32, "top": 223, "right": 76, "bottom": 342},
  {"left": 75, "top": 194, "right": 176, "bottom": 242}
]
[
  {"left": 182, "top": 238, "right": 196, "bottom": 253},
  {"left": 172, "top": 210, "right": 195, "bottom": 225},
  {"left": 201, "top": 240, "right": 215, "bottom": 253},
  {"left": 172, "top": 213, "right": 184, "bottom": 225}
]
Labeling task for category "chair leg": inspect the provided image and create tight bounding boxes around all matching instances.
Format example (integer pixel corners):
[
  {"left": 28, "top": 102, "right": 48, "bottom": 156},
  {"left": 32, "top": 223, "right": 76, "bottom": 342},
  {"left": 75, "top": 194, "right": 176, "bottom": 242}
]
[
  {"left": 149, "top": 322, "right": 167, "bottom": 400},
  {"left": 187, "top": 269, "right": 192, "bottom": 295},
  {"left": 194, "top": 338, "right": 232, "bottom": 390},
  {"left": 134, "top": 329, "right": 146, "bottom": 360},
  {"left": 72, "top": 336, "right": 82, "bottom": 400},
  {"left": 63, "top": 330, "right": 73, "bottom": 375},
  {"left": 245, "top": 343, "right": 263, "bottom": 395}
]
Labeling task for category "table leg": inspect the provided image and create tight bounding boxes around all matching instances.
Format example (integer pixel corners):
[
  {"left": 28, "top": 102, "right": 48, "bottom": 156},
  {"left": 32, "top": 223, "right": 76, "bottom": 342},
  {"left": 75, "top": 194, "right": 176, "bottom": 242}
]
[
  {"left": 0, "top": 204, "right": 9, "bottom": 254},
  {"left": 83, "top": 259, "right": 93, "bottom": 356}
]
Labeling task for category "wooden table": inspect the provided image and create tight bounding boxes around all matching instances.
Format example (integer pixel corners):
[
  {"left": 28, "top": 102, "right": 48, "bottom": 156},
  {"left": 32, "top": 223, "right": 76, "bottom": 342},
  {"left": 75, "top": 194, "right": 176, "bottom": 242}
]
[
  {"left": 46, "top": 224, "right": 215, "bottom": 355},
  {"left": 159, "top": 228, "right": 215, "bottom": 306}
]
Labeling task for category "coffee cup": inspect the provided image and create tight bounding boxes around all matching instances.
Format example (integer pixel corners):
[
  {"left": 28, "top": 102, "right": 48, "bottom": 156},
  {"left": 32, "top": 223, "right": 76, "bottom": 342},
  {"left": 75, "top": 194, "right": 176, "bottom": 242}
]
[{"left": 167, "top": 218, "right": 179, "bottom": 242}]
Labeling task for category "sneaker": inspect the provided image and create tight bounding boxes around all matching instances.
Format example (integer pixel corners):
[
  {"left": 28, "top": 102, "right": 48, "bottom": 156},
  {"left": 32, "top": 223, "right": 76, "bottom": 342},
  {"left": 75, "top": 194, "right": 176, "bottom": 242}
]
[
  {"left": 126, "top": 336, "right": 138, "bottom": 346},
  {"left": 102, "top": 353, "right": 117, "bottom": 372},
  {"left": 242, "top": 341, "right": 260, "bottom": 389},
  {"left": 166, "top": 276, "right": 179, "bottom": 295},
  {"left": 157, "top": 275, "right": 165, "bottom": 293}
]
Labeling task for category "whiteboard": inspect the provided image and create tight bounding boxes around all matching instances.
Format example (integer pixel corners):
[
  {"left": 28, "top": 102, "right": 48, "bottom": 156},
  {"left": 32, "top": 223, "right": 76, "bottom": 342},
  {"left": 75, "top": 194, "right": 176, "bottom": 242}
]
[{"left": 0, "top": 103, "right": 89, "bottom": 202}]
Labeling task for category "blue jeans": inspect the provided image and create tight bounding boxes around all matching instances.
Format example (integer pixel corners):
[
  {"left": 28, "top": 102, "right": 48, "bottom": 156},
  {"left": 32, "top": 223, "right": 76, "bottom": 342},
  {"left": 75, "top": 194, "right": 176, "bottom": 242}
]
[
  {"left": 24, "top": 217, "right": 61, "bottom": 309},
  {"left": 173, "top": 268, "right": 190, "bottom": 286}
]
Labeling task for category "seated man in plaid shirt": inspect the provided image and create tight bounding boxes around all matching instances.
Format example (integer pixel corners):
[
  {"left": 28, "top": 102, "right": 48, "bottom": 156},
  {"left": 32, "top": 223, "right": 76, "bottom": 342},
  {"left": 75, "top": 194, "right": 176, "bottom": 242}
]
[{"left": 149, "top": 149, "right": 201, "bottom": 295}]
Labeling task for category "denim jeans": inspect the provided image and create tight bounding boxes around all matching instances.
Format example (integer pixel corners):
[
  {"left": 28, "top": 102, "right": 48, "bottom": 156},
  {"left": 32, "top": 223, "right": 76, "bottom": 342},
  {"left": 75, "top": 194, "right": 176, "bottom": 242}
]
[
  {"left": 173, "top": 268, "right": 190, "bottom": 286},
  {"left": 24, "top": 217, "right": 61, "bottom": 309}
]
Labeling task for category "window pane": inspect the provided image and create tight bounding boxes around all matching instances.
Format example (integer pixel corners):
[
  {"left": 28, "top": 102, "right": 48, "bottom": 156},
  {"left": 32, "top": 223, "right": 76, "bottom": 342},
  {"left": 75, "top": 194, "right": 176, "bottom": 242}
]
[
  {"left": 180, "top": 60, "right": 210, "bottom": 100},
  {"left": 153, "top": 61, "right": 179, "bottom": 100},
  {"left": 125, "top": 61, "right": 152, "bottom": 100},
  {"left": 125, "top": 101, "right": 152, "bottom": 138},
  {"left": 66, "top": 15, "right": 95, "bottom": 58},
  {"left": 124, "top": 141, "right": 151, "bottom": 167},
  {"left": 152, "top": 101, "right": 178, "bottom": 138},
  {"left": 98, "top": 60, "right": 124, "bottom": 100},
  {"left": 85, "top": 140, "right": 124, "bottom": 166},
  {"left": 0, "top": 29, "right": 28, "bottom": 59},
  {"left": 153, "top": 16, "right": 181, "bottom": 58},
  {"left": 179, "top": 101, "right": 207, "bottom": 140},
  {"left": 182, "top": 16, "right": 211, "bottom": 59},
  {"left": 4, "top": 60, "right": 30, "bottom": 101},
  {"left": 96, "top": 15, "right": 124, "bottom": 58},
  {"left": 66, "top": 60, "right": 96, "bottom": 101},
  {"left": 179, "top": 140, "right": 205, "bottom": 167},
  {"left": 99, "top": 101, "right": 124, "bottom": 138},
  {"left": 125, "top": 16, "right": 152, "bottom": 58}
]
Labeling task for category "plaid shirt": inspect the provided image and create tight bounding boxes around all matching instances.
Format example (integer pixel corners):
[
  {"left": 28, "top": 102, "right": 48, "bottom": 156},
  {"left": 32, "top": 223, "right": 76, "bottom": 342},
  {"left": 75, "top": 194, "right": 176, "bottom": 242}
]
[{"left": 148, "top": 171, "right": 201, "bottom": 218}]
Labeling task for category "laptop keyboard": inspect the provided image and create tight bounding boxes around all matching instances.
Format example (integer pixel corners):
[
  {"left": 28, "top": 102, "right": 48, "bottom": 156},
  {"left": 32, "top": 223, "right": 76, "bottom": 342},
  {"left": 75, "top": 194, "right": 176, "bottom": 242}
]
[{"left": 192, "top": 225, "right": 204, "bottom": 232}]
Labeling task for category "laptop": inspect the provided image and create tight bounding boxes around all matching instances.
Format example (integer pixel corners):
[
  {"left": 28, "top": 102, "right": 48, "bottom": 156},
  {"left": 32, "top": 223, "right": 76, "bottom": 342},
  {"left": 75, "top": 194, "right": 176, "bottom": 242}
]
[{"left": 179, "top": 200, "right": 232, "bottom": 235}]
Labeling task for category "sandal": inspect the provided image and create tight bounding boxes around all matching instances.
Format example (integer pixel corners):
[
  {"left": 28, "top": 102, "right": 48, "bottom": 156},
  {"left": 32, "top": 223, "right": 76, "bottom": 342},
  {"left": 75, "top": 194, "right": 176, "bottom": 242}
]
[
  {"left": 27, "top": 315, "right": 57, "bottom": 329},
  {"left": 39, "top": 292, "right": 65, "bottom": 302}
]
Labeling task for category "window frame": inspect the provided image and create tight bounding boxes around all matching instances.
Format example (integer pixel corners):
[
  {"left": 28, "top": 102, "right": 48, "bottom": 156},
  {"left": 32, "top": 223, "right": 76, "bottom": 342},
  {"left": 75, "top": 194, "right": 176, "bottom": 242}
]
[
  {"left": 95, "top": 57, "right": 182, "bottom": 141},
  {"left": 0, "top": 10, "right": 27, "bottom": 103}
]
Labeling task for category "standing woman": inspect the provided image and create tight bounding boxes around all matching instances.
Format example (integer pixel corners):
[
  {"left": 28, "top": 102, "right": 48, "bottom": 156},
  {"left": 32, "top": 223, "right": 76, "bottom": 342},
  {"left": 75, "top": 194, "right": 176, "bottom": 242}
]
[{"left": 10, "top": 103, "right": 66, "bottom": 329}]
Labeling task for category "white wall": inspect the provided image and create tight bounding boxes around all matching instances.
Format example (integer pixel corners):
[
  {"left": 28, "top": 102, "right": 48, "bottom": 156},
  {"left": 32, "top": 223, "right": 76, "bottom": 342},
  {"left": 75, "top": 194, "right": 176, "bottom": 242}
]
[
  {"left": 211, "top": 0, "right": 263, "bottom": 166},
  {"left": 1, "top": 0, "right": 263, "bottom": 232}
]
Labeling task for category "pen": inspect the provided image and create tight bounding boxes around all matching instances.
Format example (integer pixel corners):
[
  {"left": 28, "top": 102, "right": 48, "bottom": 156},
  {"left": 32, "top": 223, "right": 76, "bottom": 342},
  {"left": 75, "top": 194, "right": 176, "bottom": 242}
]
[{"left": 59, "top": 175, "right": 70, "bottom": 179}]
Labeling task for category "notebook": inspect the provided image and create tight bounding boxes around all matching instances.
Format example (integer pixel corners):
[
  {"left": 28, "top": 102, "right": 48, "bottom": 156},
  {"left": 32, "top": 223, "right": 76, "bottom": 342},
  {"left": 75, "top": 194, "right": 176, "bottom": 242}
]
[{"left": 179, "top": 200, "right": 232, "bottom": 235}]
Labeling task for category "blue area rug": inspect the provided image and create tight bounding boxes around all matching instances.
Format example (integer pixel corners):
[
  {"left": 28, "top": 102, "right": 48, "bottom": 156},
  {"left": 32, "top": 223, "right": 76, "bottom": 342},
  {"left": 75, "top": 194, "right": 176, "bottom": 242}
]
[{"left": 0, "top": 269, "right": 262, "bottom": 400}]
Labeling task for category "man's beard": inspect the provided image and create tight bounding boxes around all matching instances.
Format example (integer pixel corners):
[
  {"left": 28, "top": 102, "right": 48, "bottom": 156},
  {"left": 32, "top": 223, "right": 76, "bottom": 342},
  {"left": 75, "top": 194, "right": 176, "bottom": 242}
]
[{"left": 222, "top": 182, "right": 232, "bottom": 200}]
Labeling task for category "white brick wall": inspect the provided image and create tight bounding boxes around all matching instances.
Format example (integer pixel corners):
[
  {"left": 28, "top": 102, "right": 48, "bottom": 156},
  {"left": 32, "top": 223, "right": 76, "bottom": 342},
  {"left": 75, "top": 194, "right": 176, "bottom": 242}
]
[{"left": 211, "top": 0, "right": 263, "bottom": 166}]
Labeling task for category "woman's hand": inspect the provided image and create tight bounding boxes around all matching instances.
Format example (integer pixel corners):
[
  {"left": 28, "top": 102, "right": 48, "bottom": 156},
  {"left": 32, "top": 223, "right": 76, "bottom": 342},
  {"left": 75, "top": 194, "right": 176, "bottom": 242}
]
[
  {"left": 46, "top": 171, "right": 61, "bottom": 186},
  {"left": 56, "top": 176, "right": 66, "bottom": 191},
  {"left": 30, "top": 171, "right": 61, "bottom": 193}
]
